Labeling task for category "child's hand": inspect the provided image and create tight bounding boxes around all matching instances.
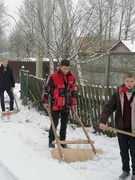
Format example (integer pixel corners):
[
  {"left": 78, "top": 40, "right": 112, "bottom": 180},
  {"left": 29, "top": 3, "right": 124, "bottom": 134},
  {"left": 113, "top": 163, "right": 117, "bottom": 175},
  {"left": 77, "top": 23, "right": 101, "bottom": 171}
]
[
  {"left": 43, "top": 103, "right": 50, "bottom": 109},
  {"left": 99, "top": 123, "right": 107, "bottom": 131}
]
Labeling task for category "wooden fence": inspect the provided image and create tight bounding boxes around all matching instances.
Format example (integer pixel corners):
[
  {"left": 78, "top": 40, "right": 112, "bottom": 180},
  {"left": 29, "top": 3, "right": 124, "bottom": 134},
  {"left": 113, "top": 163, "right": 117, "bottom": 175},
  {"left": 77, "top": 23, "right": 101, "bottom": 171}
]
[{"left": 20, "top": 71, "right": 117, "bottom": 137}]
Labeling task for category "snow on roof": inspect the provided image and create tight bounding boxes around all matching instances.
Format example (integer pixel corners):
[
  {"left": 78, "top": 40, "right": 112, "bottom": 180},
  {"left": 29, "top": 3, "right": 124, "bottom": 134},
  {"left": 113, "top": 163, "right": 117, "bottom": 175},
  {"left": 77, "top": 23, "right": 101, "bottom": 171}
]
[
  {"left": 121, "top": 40, "right": 135, "bottom": 52},
  {"left": 22, "top": 57, "right": 58, "bottom": 62},
  {"left": 22, "top": 58, "right": 36, "bottom": 61}
]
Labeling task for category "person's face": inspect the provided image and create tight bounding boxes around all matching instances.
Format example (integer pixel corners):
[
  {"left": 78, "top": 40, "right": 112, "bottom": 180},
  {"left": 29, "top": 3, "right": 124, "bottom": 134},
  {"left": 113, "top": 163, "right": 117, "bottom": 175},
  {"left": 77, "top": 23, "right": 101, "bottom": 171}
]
[
  {"left": 2, "top": 59, "right": 8, "bottom": 67},
  {"left": 124, "top": 77, "right": 135, "bottom": 89},
  {"left": 60, "top": 65, "right": 70, "bottom": 75}
]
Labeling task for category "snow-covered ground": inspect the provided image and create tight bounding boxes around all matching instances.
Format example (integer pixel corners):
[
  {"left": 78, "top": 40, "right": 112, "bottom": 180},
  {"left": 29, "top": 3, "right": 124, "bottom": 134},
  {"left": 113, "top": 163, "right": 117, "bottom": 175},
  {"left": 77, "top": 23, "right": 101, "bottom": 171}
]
[{"left": 0, "top": 84, "right": 132, "bottom": 180}]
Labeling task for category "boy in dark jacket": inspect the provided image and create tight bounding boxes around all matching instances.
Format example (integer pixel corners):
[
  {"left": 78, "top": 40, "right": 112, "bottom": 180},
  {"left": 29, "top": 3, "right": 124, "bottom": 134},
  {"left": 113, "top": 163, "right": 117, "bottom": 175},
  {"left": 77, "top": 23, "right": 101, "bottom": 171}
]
[
  {"left": 0, "top": 58, "right": 15, "bottom": 112},
  {"left": 99, "top": 73, "right": 135, "bottom": 180},
  {"left": 42, "top": 60, "right": 77, "bottom": 148}
]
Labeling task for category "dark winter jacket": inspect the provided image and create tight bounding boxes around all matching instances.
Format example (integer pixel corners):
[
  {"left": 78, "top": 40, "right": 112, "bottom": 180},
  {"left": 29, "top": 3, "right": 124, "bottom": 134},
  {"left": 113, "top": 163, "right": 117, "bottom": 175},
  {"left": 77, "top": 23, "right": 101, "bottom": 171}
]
[
  {"left": 0, "top": 64, "right": 15, "bottom": 90},
  {"left": 42, "top": 68, "right": 77, "bottom": 111},
  {"left": 99, "top": 84, "right": 135, "bottom": 133}
]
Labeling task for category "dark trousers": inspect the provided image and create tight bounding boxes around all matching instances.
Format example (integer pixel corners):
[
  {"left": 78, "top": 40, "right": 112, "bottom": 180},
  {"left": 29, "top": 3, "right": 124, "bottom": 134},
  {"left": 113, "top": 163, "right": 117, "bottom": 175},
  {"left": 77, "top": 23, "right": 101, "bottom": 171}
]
[
  {"left": 49, "top": 111, "right": 69, "bottom": 142},
  {"left": 117, "top": 133, "right": 135, "bottom": 175},
  {"left": 0, "top": 89, "right": 14, "bottom": 111}
]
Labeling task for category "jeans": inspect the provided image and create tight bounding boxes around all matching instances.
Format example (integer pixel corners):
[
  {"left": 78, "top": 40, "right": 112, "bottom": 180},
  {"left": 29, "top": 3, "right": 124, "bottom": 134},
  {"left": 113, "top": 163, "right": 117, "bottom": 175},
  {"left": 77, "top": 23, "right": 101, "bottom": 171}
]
[
  {"left": 0, "top": 89, "right": 14, "bottom": 111},
  {"left": 118, "top": 133, "right": 135, "bottom": 175},
  {"left": 49, "top": 111, "right": 69, "bottom": 142}
]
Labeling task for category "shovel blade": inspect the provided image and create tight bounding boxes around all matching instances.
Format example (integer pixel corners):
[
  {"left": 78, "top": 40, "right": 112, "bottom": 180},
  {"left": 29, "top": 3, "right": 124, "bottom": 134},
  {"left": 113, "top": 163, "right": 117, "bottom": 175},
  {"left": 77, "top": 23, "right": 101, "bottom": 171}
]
[
  {"left": 2, "top": 109, "right": 20, "bottom": 116},
  {"left": 51, "top": 148, "right": 103, "bottom": 162}
]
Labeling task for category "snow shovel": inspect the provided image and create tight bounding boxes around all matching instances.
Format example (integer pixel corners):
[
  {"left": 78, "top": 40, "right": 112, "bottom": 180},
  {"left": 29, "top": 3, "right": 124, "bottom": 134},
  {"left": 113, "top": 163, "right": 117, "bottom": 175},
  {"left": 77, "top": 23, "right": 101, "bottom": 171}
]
[
  {"left": 72, "top": 109, "right": 103, "bottom": 159},
  {"left": 46, "top": 107, "right": 102, "bottom": 162},
  {"left": 107, "top": 127, "right": 135, "bottom": 137}
]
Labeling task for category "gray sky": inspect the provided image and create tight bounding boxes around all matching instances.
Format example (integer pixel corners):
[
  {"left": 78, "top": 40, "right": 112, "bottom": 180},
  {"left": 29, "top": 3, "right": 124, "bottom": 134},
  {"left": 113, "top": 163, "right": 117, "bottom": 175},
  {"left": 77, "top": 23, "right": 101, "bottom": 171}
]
[
  {"left": 4, "top": 0, "right": 22, "bottom": 27},
  {"left": 4, "top": 0, "right": 78, "bottom": 29}
]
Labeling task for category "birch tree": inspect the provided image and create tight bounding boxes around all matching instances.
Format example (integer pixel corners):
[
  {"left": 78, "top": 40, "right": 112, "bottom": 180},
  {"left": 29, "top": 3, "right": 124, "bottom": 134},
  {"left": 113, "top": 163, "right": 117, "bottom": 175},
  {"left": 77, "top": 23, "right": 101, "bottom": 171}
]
[
  {"left": 0, "top": 1, "right": 8, "bottom": 57},
  {"left": 117, "top": 0, "right": 135, "bottom": 40}
]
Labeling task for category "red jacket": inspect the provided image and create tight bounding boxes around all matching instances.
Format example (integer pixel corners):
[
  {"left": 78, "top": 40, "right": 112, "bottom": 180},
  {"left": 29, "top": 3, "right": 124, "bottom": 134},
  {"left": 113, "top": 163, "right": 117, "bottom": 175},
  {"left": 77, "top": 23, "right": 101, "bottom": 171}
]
[{"left": 42, "top": 68, "right": 77, "bottom": 111}]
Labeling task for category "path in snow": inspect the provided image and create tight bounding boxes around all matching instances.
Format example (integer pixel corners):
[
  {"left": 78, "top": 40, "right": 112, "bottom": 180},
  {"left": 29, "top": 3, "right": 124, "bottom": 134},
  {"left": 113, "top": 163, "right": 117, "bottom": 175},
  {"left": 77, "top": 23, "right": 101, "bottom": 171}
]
[{"left": 0, "top": 161, "right": 18, "bottom": 180}]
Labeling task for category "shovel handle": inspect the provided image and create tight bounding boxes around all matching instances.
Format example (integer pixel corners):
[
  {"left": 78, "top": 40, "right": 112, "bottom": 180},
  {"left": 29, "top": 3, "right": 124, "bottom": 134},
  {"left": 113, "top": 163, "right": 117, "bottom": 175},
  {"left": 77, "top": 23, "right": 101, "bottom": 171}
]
[
  {"left": 45, "top": 107, "right": 64, "bottom": 161},
  {"left": 53, "top": 140, "right": 94, "bottom": 144},
  {"left": 72, "top": 109, "right": 98, "bottom": 158},
  {"left": 13, "top": 92, "right": 19, "bottom": 111},
  {"left": 107, "top": 127, "right": 135, "bottom": 137}
]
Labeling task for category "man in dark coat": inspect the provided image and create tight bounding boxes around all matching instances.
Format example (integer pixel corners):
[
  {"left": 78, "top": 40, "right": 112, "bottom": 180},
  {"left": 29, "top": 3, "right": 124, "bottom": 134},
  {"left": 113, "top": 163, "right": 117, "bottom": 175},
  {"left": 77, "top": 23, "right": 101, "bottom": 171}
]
[
  {"left": 0, "top": 58, "right": 15, "bottom": 112},
  {"left": 42, "top": 59, "right": 77, "bottom": 148},
  {"left": 99, "top": 73, "right": 135, "bottom": 180}
]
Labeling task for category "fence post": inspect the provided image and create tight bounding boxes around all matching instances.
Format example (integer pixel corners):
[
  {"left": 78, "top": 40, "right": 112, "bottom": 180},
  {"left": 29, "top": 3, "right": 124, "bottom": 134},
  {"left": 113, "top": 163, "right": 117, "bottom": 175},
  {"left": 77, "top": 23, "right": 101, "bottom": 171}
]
[
  {"left": 19, "top": 68, "right": 29, "bottom": 105},
  {"left": 105, "top": 53, "right": 111, "bottom": 87}
]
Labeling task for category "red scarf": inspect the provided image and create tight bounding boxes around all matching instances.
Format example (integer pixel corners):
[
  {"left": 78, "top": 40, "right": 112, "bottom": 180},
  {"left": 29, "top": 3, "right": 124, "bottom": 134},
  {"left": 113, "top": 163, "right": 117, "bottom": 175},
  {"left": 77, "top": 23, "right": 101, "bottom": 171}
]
[{"left": 120, "top": 85, "right": 135, "bottom": 97}]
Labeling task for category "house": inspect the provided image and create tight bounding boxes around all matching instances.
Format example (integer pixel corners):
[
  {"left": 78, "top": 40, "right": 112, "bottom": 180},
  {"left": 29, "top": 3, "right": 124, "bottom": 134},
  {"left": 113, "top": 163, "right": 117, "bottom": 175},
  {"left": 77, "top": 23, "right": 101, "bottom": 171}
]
[
  {"left": 76, "top": 37, "right": 117, "bottom": 54},
  {"left": 109, "top": 40, "right": 135, "bottom": 52}
]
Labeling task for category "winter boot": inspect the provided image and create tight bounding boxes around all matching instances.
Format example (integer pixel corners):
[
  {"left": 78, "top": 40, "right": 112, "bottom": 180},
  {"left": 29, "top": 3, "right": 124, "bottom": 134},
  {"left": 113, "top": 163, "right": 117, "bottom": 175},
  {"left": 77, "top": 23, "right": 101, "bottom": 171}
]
[
  {"left": 61, "top": 144, "right": 68, "bottom": 148},
  {"left": 119, "top": 171, "right": 130, "bottom": 180},
  {"left": 49, "top": 141, "right": 55, "bottom": 148}
]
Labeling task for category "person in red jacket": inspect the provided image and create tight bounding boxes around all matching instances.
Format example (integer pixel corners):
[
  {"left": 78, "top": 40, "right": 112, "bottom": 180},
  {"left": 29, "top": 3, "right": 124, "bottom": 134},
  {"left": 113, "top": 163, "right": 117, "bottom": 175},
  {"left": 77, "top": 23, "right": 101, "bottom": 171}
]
[{"left": 42, "top": 59, "right": 77, "bottom": 148}]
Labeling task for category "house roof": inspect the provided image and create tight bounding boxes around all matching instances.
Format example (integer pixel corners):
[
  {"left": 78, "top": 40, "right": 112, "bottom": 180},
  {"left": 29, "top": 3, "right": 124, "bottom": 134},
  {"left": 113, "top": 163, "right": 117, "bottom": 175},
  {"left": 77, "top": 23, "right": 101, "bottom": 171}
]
[
  {"left": 121, "top": 40, "right": 135, "bottom": 52},
  {"left": 76, "top": 37, "right": 117, "bottom": 53},
  {"left": 109, "top": 40, "right": 135, "bottom": 52}
]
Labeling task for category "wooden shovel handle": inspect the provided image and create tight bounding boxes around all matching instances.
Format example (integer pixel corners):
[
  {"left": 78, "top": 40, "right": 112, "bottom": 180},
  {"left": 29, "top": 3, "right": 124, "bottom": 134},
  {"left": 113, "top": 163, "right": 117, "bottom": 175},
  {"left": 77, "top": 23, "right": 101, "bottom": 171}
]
[
  {"left": 53, "top": 140, "right": 94, "bottom": 144},
  {"left": 13, "top": 92, "right": 20, "bottom": 111},
  {"left": 45, "top": 107, "right": 64, "bottom": 161},
  {"left": 107, "top": 127, "right": 135, "bottom": 137},
  {"left": 72, "top": 109, "right": 98, "bottom": 158}
]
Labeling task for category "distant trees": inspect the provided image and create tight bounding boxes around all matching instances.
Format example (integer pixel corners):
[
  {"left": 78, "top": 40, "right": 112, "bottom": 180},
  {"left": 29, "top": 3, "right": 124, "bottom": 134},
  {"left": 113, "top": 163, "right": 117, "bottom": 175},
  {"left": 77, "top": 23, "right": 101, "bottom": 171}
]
[
  {"left": 117, "top": 0, "right": 135, "bottom": 40},
  {"left": 0, "top": 1, "right": 8, "bottom": 57},
  {"left": 5, "top": 0, "right": 135, "bottom": 80},
  {"left": 77, "top": 0, "right": 135, "bottom": 47}
]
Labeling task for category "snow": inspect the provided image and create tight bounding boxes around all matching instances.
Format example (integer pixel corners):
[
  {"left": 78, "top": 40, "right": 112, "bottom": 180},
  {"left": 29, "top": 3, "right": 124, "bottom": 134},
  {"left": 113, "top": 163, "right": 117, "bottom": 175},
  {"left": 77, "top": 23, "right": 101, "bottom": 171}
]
[
  {"left": 0, "top": 84, "right": 132, "bottom": 180},
  {"left": 121, "top": 40, "right": 135, "bottom": 52},
  {"left": 21, "top": 58, "right": 57, "bottom": 62}
]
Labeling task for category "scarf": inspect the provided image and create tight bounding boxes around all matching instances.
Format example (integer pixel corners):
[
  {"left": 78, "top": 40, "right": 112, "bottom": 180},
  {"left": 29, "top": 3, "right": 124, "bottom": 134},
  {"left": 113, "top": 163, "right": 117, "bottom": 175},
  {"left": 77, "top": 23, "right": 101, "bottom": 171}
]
[
  {"left": 120, "top": 85, "right": 135, "bottom": 97},
  {"left": 2, "top": 65, "right": 7, "bottom": 73},
  {"left": 4, "top": 67, "right": 7, "bottom": 72}
]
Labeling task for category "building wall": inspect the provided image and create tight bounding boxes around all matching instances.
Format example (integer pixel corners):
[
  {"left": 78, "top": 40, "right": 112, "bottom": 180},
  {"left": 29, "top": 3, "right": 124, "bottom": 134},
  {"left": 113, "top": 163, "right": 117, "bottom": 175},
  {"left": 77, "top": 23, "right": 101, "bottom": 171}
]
[
  {"left": 8, "top": 61, "right": 58, "bottom": 83},
  {"left": 110, "top": 42, "right": 129, "bottom": 52},
  {"left": 81, "top": 52, "right": 135, "bottom": 86},
  {"left": 9, "top": 53, "right": 135, "bottom": 87}
]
